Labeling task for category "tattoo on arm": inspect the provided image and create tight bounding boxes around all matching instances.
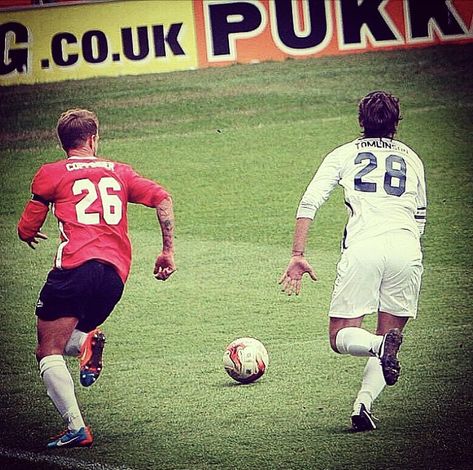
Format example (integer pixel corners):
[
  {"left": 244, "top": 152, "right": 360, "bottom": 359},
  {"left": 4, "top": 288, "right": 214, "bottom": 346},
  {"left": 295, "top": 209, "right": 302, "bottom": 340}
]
[{"left": 157, "top": 197, "right": 174, "bottom": 253}]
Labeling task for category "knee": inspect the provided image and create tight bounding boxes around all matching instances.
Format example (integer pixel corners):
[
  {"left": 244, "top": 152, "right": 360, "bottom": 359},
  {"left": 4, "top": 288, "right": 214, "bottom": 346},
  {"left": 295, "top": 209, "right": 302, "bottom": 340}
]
[
  {"left": 35, "top": 343, "right": 64, "bottom": 363},
  {"left": 35, "top": 344, "right": 43, "bottom": 363},
  {"left": 35, "top": 344, "right": 48, "bottom": 363}
]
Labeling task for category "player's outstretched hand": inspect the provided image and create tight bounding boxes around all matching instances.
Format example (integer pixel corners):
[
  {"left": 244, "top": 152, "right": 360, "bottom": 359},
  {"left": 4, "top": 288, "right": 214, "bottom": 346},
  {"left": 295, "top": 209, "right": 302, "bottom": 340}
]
[
  {"left": 279, "top": 256, "right": 317, "bottom": 296},
  {"left": 154, "top": 252, "right": 176, "bottom": 281},
  {"left": 23, "top": 231, "right": 48, "bottom": 250}
]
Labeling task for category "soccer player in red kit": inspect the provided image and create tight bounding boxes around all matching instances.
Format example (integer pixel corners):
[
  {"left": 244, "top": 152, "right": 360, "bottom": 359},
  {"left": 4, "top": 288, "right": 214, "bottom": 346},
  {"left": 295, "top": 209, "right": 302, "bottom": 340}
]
[{"left": 18, "top": 109, "right": 175, "bottom": 448}]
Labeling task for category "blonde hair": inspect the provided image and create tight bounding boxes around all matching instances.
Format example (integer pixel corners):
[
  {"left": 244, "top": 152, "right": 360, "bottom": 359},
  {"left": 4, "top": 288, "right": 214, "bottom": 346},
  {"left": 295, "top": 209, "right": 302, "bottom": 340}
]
[{"left": 56, "top": 109, "right": 98, "bottom": 151}]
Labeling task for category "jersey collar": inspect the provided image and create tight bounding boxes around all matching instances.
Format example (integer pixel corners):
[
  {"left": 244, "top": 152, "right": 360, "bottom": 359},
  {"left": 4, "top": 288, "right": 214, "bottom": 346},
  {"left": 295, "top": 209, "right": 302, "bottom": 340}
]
[{"left": 68, "top": 156, "right": 98, "bottom": 160}]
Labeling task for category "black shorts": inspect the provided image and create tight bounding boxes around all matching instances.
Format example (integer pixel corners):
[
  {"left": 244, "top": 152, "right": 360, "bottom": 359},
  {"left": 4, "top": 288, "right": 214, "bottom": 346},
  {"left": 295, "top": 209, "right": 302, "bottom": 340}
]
[{"left": 36, "top": 260, "right": 124, "bottom": 333}]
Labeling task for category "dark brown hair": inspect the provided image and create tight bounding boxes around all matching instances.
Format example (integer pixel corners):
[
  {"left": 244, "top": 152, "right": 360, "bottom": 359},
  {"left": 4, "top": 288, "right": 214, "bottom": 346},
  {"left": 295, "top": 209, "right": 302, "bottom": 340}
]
[
  {"left": 358, "top": 91, "right": 401, "bottom": 138},
  {"left": 56, "top": 109, "right": 98, "bottom": 151}
]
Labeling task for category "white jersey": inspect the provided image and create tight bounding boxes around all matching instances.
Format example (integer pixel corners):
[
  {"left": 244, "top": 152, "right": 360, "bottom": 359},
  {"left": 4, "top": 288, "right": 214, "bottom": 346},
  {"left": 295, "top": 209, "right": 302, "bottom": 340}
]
[{"left": 297, "top": 137, "right": 427, "bottom": 248}]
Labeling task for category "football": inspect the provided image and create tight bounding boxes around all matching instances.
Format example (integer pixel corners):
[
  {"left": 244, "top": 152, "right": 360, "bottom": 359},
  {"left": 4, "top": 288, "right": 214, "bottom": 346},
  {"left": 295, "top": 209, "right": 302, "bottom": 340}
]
[{"left": 223, "top": 337, "right": 269, "bottom": 384}]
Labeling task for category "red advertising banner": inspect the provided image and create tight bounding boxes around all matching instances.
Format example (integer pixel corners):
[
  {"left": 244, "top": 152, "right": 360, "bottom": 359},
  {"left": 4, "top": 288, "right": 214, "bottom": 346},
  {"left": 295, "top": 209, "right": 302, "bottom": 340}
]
[{"left": 194, "top": 0, "right": 473, "bottom": 68}]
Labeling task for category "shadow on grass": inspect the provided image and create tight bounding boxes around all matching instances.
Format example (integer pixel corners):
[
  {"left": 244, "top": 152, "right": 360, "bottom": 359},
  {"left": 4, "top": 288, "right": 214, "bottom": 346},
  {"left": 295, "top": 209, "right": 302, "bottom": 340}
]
[{"left": 215, "top": 380, "right": 267, "bottom": 388}]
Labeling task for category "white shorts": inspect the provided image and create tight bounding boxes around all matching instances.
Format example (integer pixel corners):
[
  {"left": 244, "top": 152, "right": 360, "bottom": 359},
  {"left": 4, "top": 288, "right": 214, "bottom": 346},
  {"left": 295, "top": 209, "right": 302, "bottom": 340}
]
[{"left": 329, "top": 230, "right": 423, "bottom": 319}]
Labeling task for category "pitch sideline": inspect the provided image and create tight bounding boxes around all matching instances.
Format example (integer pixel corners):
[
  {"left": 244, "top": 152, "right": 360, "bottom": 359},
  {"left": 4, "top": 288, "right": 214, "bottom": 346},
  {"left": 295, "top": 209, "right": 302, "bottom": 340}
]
[{"left": 0, "top": 446, "right": 134, "bottom": 470}]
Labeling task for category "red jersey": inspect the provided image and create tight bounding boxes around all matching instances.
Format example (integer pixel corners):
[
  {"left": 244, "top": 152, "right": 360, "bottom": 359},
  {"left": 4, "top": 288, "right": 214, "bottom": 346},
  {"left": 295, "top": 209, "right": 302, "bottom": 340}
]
[{"left": 18, "top": 156, "right": 169, "bottom": 283}]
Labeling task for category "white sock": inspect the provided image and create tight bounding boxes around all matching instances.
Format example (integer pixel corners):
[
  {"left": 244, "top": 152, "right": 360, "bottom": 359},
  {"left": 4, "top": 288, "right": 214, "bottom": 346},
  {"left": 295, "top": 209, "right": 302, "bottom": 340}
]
[
  {"left": 39, "top": 355, "right": 85, "bottom": 431},
  {"left": 335, "top": 327, "right": 383, "bottom": 357},
  {"left": 64, "top": 329, "right": 88, "bottom": 357},
  {"left": 353, "top": 357, "right": 386, "bottom": 412}
]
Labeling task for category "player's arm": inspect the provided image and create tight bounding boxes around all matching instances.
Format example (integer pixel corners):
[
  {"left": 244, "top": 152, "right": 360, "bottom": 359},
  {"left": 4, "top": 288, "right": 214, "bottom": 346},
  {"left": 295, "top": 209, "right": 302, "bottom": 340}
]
[
  {"left": 126, "top": 167, "right": 176, "bottom": 281},
  {"left": 279, "top": 217, "right": 317, "bottom": 295},
  {"left": 18, "top": 197, "right": 49, "bottom": 249},
  {"left": 18, "top": 167, "right": 54, "bottom": 249},
  {"left": 154, "top": 196, "right": 176, "bottom": 281},
  {"left": 415, "top": 162, "right": 427, "bottom": 237},
  {"left": 279, "top": 150, "right": 341, "bottom": 295}
]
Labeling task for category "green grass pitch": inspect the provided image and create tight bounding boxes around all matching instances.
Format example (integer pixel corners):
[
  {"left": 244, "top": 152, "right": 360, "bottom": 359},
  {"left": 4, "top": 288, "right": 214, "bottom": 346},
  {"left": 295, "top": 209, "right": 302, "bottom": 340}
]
[{"left": 1, "top": 43, "right": 472, "bottom": 469}]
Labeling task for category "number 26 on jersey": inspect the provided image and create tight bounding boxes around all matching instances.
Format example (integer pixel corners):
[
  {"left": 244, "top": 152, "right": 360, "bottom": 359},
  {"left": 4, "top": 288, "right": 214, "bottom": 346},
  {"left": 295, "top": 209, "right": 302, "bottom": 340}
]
[{"left": 72, "top": 177, "right": 123, "bottom": 225}]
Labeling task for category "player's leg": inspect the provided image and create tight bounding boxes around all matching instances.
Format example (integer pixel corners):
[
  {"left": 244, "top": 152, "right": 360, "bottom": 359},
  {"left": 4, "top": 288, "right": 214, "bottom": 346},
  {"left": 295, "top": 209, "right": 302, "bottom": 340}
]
[
  {"left": 74, "top": 262, "right": 124, "bottom": 387},
  {"left": 64, "top": 326, "right": 106, "bottom": 387},
  {"left": 352, "top": 231, "right": 422, "bottom": 431},
  {"left": 329, "top": 315, "right": 390, "bottom": 432},
  {"left": 35, "top": 265, "right": 98, "bottom": 447},
  {"left": 328, "top": 239, "right": 385, "bottom": 358},
  {"left": 351, "top": 313, "right": 409, "bottom": 430},
  {"left": 36, "top": 316, "right": 93, "bottom": 448},
  {"left": 329, "top": 316, "right": 388, "bottom": 431},
  {"left": 328, "top": 238, "right": 387, "bottom": 431},
  {"left": 376, "top": 230, "right": 422, "bottom": 386},
  {"left": 64, "top": 329, "right": 88, "bottom": 356},
  {"left": 61, "top": 262, "right": 106, "bottom": 359},
  {"left": 329, "top": 317, "right": 384, "bottom": 356},
  {"left": 377, "top": 311, "right": 409, "bottom": 334},
  {"left": 78, "top": 328, "right": 106, "bottom": 387},
  {"left": 376, "top": 312, "right": 409, "bottom": 386}
]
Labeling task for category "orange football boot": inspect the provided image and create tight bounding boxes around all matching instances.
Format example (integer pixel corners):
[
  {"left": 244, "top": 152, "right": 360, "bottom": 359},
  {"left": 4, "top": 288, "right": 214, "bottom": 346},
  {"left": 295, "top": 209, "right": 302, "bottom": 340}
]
[{"left": 79, "top": 329, "right": 106, "bottom": 387}]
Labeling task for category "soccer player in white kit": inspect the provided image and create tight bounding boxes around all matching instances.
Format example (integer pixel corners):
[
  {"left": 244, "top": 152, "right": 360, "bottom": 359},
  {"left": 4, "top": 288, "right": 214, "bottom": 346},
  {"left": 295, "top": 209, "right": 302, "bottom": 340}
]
[{"left": 280, "top": 91, "right": 426, "bottom": 431}]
